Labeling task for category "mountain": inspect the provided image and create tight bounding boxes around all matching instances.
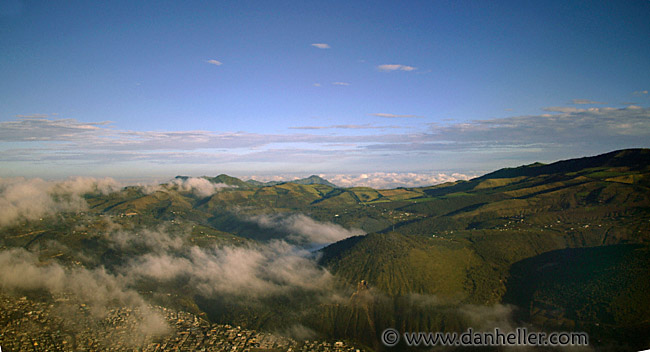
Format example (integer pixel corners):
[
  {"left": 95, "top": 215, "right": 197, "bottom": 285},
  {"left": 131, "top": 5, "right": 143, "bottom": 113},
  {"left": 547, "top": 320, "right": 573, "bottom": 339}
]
[
  {"left": 319, "top": 232, "right": 492, "bottom": 300},
  {"left": 207, "top": 174, "right": 254, "bottom": 188},
  {"left": 314, "top": 148, "right": 650, "bottom": 348},
  {"left": 291, "top": 175, "right": 338, "bottom": 187},
  {"left": 3, "top": 148, "right": 649, "bottom": 351},
  {"left": 245, "top": 175, "right": 338, "bottom": 188},
  {"left": 476, "top": 148, "right": 650, "bottom": 180},
  {"left": 319, "top": 148, "right": 650, "bottom": 291}
]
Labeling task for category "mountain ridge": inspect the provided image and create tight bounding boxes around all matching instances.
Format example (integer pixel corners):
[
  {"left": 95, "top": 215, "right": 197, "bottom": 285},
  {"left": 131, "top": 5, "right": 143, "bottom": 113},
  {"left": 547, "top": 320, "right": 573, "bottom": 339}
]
[{"left": 4, "top": 148, "right": 649, "bottom": 350}]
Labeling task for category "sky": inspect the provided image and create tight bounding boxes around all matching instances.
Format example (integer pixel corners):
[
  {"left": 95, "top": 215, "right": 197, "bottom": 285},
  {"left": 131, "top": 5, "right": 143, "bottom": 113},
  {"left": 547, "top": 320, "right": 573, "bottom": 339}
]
[{"left": 1, "top": 0, "right": 649, "bottom": 186}]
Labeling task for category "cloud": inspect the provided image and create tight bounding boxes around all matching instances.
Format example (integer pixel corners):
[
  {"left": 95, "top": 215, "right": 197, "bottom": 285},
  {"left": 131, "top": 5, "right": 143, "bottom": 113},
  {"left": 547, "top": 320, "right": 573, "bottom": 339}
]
[
  {"left": 106, "top": 226, "right": 187, "bottom": 254},
  {"left": 169, "top": 177, "right": 232, "bottom": 197},
  {"left": 542, "top": 106, "right": 586, "bottom": 113},
  {"left": 323, "top": 172, "right": 472, "bottom": 189},
  {"left": 249, "top": 213, "right": 364, "bottom": 244},
  {"left": 0, "top": 218, "right": 347, "bottom": 339},
  {"left": 3, "top": 106, "right": 649, "bottom": 177},
  {"left": 15, "top": 114, "right": 49, "bottom": 118},
  {"left": 313, "top": 83, "right": 321, "bottom": 87},
  {"left": 377, "top": 64, "right": 416, "bottom": 72},
  {"left": 282, "top": 324, "right": 319, "bottom": 340},
  {"left": 332, "top": 82, "right": 350, "bottom": 86},
  {"left": 206, "top": 59, "right": 222, "bottom": 66},
  {"left": 426, "top": 105, "right": 650, "bottom": 146},
  {"left": 571, "top": 99, "right": 605, "bottom": 105},
  {"left": 240, "top": 172, "right": 472, "bottom": 188},
  {"left": 633, "top": 90, "right": 648, "bottom": 96},
  {"left": 70, "top": 222, "right": 343, "bottom": 302},
  {"left": 0, "top": 177, "right": 121, "bottom": 227},
  {"left": 0, "top": 117, "right": 110, "bottom": 142},
  {"left": 459, "top": 304, "right": 516, "bottom": 331},
  {"left": 127, "top": 239, "right": 336, "bottom": 299},
  {"left": 359, "top": 106, "right": 650, "bottom": 167},
  {"left": 370, "top": 113, "right": 422, "bottom": 118},
  {"left": 0, "top": 248, "right": 169, "bottom": 336},
  {"left": 289, "top": 124, "right": 400, "bottom": 130},
  {"left": 311, "top": 43, "right": 330, "bottom": 49}
]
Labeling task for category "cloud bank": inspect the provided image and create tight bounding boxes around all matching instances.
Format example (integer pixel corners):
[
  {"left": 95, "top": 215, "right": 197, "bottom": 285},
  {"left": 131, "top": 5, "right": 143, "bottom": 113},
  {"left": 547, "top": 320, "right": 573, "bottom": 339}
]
[
  {"left": 324, "top": 172, "right": 472, "bottom": 189},
  {"left": 0, "top": 248, "right": 169, "bottom": 336},
  {"left": 2, "top": 106, "right": 649, "bottom": 177},
  {"left": 127, "top": 240, "right": 334, "bottom": 299},
  {"left": 0, "top": 177, "right": 121, "bottom": 227},
  {"left": 169, "top": 177, "right": 232, "bottom": 197},
  {"left": 250, "top": 213, "right": 365, "bottom": 244}
]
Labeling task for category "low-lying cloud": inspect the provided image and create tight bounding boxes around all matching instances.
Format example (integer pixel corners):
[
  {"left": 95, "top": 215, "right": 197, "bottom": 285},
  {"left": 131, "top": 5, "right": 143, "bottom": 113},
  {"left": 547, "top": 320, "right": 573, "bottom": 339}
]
[
  {"left": 106, "top": 226, "right": 187, "bottom": 254},
  {"left": 244, "top": 172, "right": 472, "bottom": 188},
  {"left": 459, "top": 304, "right": 517, "bottom": 331},
  {"left": 127, "top": 240, "right": 334, "bottom": 299},
  {"left": 0, "top": 176, "right": 121, "bottom": 227},
  {"left": 250, "top": 213, "right": 365, "bottom": 244},
  {"left": 0, "top": 247, "right": 169, "bottom": 336},
  {"left": 0, "top": 222, "right": 347, "bottom": 341},
  {"left": 170, "top": 177, "right": 232, "bottom": 197},
  {"left": 325, "top": 172, "right": 472, "bottom": 189}
]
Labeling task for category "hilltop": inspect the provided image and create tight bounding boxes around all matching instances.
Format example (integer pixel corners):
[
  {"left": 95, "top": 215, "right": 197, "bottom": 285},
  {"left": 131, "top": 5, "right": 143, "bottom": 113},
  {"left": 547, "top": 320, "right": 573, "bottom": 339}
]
[{"left": 246, "top": 175, "right": 338, "bottom": 188}]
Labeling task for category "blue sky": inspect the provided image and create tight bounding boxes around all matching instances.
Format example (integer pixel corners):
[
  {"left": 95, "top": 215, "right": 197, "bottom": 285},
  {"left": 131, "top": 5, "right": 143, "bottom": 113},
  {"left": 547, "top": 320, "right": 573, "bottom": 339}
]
[{"left": 1, "top": 0, "right": 649, "bottom": 186}]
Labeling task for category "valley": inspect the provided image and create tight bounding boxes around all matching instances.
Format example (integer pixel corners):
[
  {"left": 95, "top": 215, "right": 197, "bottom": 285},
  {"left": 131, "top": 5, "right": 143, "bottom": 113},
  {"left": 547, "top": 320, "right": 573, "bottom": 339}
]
[{"left": 1, "top": 149, "right": 649, "bottom": 351}]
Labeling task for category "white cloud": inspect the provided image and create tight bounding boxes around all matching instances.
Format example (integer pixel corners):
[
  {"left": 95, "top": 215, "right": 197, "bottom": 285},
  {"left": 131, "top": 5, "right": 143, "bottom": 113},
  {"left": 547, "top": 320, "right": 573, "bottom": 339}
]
[
  {"left": 241, "top": 172, "right": 473, "bottom": 188},
  {"left": 323, "top": 172, "right": 472, "bottom": 189},
  {"left": 370, "top": 113, "right": 421, "bottom": 118},
  {"left": 633, "top": 90, "right": 648, "bottom": 96},
  {"left": 460, "top": 304, "right": 517, "bottom": 331},
  {"left": 571, "top": 99, "right": 604, "bottom": 105},
  {"left": 249, "top": 214, "right": 364, "bottom": 244},
  {"left": 0, "top": 177, "right": 121, "bottom": 227},
  {"left": 15, "top": 114, "right": 49, "bottom": 118},
  {"left": 206, "top": 59, "right": 222, "bottom": 66},
  {"left": 310, "top": 43, "right": 330, "bottom": 49},
  {"left": 127, "top": 240, "right": 335, "bottom": 298},
  {"left": 377, "top": 64, "right": 416, "bottom": 72},
  {"left": 169, "top": 177, "right": 232, "bottom": 197},
  {"left": 2, "top": 106, "right": 649, "bottom": 177},
  {"left": 0, "top": 248, "right": 169, "bottom": 336},
  {"left": 106, "top": 226, "right": 187, "bottom": 254},
  {"left": 542, "top": 106, "right": 586, "bottom": 113},
  {"left": 332, "top": 82, "right": 350, "bottom": 86},
  {"left": 0, "top": 117, "right": 109, "bottom": 142},
  {"left": 289, "top": 124, "right": 400, "bottom": 130}
]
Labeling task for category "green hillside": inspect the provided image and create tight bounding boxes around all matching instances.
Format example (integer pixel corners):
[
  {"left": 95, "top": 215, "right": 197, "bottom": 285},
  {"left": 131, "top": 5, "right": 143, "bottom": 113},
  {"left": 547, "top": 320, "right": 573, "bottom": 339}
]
[
  {"left": 312, "top": 149, "right": 650, "bottom": 349},
  {"left": 1, "top": 149, "right": 649, "bottom": 351}
]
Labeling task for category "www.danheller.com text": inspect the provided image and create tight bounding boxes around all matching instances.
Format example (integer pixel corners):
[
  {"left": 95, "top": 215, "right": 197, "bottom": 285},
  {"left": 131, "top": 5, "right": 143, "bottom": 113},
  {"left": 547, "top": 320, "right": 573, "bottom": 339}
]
[{"left": 381, "top": 327, "right": 589, "bottom": 347}]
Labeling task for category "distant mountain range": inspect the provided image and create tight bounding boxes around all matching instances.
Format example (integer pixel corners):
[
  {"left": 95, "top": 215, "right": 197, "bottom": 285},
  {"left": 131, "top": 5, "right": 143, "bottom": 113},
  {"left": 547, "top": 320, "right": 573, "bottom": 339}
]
[
  {"left": 176, "top": 174, "right": 339, "bottom": 188},
  {"left": 2, "top": 148, "right": 649, "bottom": 351},
  {"left": 245, "top": 175, "right": 338, "bottom": 188}
]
